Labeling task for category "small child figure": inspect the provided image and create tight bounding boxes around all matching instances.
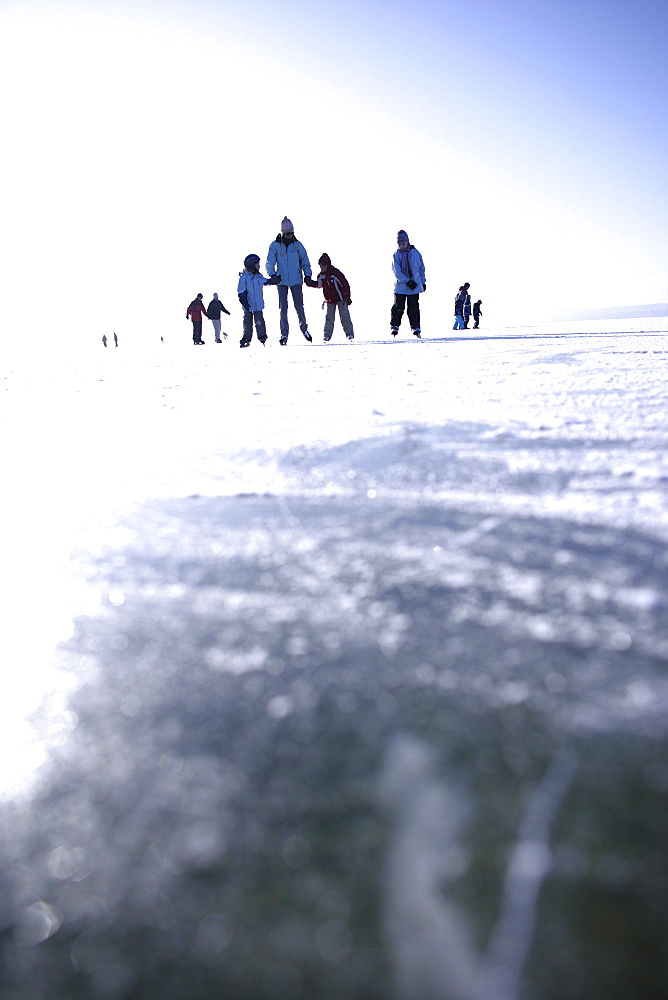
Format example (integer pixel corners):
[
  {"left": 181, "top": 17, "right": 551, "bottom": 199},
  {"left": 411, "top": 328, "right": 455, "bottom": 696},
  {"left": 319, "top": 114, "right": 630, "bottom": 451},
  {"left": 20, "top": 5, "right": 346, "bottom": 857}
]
[
  {"left": 473, "top": 300, "right": 483, "bottom": 329},
  {"left": 237, "top": 254, "right": 281, "bottom": 348},
  {"left": 305, "top": 254, "right": 354, "bottom": 342}
]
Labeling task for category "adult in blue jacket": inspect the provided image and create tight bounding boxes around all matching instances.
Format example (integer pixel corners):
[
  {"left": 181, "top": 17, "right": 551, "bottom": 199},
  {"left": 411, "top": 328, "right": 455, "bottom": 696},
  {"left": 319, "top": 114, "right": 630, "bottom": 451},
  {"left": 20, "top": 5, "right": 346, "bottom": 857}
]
[
  {"left": 266, "top": 216, "right": 313, "bottom": 345},
  {"left": 391, "top": 230, "right": 425, "bottom": 338}
]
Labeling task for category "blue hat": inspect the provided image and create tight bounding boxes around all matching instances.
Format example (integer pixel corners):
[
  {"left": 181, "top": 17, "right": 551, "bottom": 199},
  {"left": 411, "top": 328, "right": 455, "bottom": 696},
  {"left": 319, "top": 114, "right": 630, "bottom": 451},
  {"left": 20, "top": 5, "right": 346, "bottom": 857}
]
[
  {"left": 244, "top": 254, "right": 260, "bottom": 268},
  {"left": 397, "top": 230, "right": 409, "bottom": 244}
]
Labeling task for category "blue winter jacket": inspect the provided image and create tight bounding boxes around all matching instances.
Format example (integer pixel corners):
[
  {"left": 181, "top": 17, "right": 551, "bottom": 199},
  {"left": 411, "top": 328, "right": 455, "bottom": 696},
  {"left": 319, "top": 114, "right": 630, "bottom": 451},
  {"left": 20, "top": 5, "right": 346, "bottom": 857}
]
[
  {"left": 237, "top": 270, "right": 272, "bottom": 312},
  {"left": 392, "top": 246, "right": 426, "bottom": 295},
  {"left": 266, "top": 235, "right": 312, "bottom": 287}
]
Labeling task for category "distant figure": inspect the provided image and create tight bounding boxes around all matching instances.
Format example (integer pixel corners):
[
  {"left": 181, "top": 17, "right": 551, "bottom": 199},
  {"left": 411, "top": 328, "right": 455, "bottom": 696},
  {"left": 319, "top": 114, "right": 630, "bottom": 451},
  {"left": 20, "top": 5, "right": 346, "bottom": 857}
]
[
  {"left": 207, "top": 293, "right": 231, "bottom": 343},
  {"left": 463, "top": 290, "right": 472, "bottom": 328},
  {"left": 237, "top": 254, "right": 281, "bottom": 348},
  {"left": 391, "top": 230, "right": 425, "bottom": 338},
  {"left": 473, "top": 300, "right": 483, "bottom": 329},
  {"left": 266, "top": 217, "right": 313, "bottom": 345},
  {"left": 102, "top": 335, "right": 107, "bottom": 348},
  {"left": 186, "top": 294, "right": 208, "bottom": 345},
  {"left": 453, "top": 283, "right": 469, "bottom": 330},
  {"left": 113, "top": 332, "right": 118, "bottom": 347},
  {"left": 305, "top": 254, "right": 355, "bottom": 342}
]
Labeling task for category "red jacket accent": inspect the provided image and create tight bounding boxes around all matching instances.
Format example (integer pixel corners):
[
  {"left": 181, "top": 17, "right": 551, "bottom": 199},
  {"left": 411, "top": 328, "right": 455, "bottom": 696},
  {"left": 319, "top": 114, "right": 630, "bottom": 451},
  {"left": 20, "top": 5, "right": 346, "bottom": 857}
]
[
  {"left": 318, "top": 265, "right": 351, "bottom": 304},
  {"left": 187, "top": 299, "right": 208, "bottom": 321}
]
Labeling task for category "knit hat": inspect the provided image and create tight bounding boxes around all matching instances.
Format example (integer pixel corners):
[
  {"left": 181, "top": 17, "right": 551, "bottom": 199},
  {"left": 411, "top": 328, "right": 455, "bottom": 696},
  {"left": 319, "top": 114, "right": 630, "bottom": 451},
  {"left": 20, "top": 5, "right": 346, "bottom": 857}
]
[
  {"left": 244, "top": 253, "right": 260, "bottom": 268},
  {"left": 318, "top": 253, "right": 331, "bottom": 267},
  {"left": 196, "top": 293, "right": 203, "bottom": 299},
  {"left": 213, "top": 292, "right": 219, "bottom": 299},
  {"left": 281, "top": 216, "right": 294, "bottom": 233},
  {"left": 397, "top": 230, "right": 409, "bottom": 244}
]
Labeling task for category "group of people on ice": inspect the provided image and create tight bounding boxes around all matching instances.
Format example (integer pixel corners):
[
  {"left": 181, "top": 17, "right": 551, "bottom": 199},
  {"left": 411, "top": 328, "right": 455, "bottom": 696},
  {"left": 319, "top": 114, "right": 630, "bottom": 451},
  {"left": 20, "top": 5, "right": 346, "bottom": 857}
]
[
  {"left": 453, "top": 283, "right": 482, "bottom": 330},
  {"left": 186, "top": 218, "right": 482, "bottom": 347}
]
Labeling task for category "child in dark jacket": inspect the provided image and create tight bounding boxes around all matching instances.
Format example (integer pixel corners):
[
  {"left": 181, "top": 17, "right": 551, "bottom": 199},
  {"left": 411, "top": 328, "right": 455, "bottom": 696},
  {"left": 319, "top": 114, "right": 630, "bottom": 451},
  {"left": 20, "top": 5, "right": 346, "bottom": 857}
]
[
  {"left": 473, "top": 300, "right": 483, "bottom": 329},
  {"left": 305, "top": 254, "right": 354, "bottom": 342}
]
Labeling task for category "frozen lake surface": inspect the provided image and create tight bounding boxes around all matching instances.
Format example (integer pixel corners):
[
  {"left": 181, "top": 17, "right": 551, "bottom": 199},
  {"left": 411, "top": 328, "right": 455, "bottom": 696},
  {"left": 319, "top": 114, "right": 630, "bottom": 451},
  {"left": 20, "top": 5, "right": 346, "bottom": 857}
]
[{"left": 1, "top": 319, "right": 667, "bottom": 999}]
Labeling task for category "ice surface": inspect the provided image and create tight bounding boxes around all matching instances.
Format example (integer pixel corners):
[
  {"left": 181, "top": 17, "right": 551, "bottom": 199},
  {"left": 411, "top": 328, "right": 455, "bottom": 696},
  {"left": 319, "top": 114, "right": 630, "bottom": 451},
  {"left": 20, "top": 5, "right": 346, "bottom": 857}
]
[{"left": 1, "top": 319, "right": 667, "bottom": 999}]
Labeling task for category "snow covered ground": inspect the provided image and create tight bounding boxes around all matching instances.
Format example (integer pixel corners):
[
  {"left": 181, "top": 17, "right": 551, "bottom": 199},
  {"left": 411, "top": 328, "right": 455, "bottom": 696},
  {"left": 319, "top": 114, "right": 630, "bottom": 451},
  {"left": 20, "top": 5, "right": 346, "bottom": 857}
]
[{"left": 1, "top": 318, "right": 667, "bottom": 1000}]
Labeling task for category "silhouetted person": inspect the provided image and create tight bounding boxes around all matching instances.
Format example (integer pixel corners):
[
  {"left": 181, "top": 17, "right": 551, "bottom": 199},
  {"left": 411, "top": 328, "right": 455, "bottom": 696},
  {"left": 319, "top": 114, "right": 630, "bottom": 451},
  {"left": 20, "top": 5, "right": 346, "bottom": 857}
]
[
  {"left": 102, "top": 335, "right": 107, "bottom": 347},
  {"left": 113, "top": 332, "right": 118, "bottom": 347},
  {"left": 473, "top": 300, "right": 483, "bottom": 329},
  {"left": 207, "top": 293, "right": 231, "bottom": 342},
  {"left": 453, "top": 283, "right": 469, "bottom": 330},
  {"left": 186, "top": 294, "right": 208, "bottom": 345}
]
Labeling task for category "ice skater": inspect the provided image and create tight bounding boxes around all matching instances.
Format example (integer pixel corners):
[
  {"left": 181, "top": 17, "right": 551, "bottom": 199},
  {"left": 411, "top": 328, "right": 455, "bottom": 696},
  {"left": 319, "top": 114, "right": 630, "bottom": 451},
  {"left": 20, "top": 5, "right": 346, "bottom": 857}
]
[
  {"left": 186, "top": 294, "right": 208, "bottom": 345},
  {"left": 305, "top": 253, "right": 355, "bottom": 342},
  {"left": 102, "top": 335, "right": 107, "bottom": 347},
  {"left": 207, "top": 293, "right": 231, "bottom": 342},
  {"left": 237, "top": 254, "right": 281, "bottom": 348},
  {"left": 453, "top": 283, "right": 469, "bottom": 330},
  {"left": 266, "top": 217, "right": 313, "bottom": 345},
  {"left": 473, "top": 300, "right": 482, "bottom": 329},
  {"left": 390, "top": 230, "right": 425, "bottom": 338},
  {"left": 463, "top": 288, "right": 472, "bottom": 328}
]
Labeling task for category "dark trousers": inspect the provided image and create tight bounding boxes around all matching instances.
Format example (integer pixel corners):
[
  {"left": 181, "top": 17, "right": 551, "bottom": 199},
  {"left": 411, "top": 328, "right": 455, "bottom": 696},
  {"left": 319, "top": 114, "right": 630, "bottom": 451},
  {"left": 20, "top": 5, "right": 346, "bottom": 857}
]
[
  {"left": 192, "top": 320, "right": 203, "bottom": 343},
  {"left": 391, "top": 293, "right": 420, "bottom": 330},
  {"left": 241, "top": 310, "right": 267, "bottom": 344}
]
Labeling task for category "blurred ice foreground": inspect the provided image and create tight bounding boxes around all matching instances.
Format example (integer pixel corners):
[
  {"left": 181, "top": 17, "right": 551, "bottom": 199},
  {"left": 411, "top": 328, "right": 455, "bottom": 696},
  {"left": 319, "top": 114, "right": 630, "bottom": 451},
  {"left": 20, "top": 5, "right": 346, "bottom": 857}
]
[{"left": 1, "top": 321, "right": 667, "bottom": 999}]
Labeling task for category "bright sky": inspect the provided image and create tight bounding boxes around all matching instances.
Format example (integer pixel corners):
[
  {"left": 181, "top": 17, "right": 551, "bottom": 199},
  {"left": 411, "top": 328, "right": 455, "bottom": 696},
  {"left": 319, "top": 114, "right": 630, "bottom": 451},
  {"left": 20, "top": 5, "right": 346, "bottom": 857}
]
[{"left": 1, "top": 0, "right": 667, "bottom": 350}]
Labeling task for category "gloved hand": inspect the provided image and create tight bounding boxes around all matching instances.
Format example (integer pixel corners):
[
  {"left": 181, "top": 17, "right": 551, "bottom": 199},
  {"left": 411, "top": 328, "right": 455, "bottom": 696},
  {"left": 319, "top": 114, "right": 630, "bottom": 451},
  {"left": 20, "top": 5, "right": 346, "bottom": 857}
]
[
  {"left": 304, "top": 276, "right": 317, "bottom": 287},
  {"left": 345, "top": 298, "right": 352, "bottom": 305},
  {"left": 223, "top": 307, "right": 231, "bottom": 315},
  {"left": 267, "top": 274, "right": 281, "bottom": 285},
  {"left": 422, "top": 283, "right": 426, "bottom": 292},
  {"left": 406, "top": 279, "right": 417, "bottom": 290}
]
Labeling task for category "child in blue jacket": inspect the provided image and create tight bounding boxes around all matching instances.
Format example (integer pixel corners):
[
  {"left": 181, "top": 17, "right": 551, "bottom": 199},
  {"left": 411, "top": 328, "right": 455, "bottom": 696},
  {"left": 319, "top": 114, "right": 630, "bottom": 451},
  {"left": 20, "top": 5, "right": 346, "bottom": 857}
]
[{"left": 237, "top": 255, "right": 280, "bottom": 348}]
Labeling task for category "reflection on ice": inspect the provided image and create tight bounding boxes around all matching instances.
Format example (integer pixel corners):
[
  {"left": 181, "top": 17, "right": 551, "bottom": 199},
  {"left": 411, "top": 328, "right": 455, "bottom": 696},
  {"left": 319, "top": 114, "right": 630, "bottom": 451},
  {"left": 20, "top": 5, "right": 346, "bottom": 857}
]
[{"left": 1, "top": 320, "right": 667, "bottom": 998}]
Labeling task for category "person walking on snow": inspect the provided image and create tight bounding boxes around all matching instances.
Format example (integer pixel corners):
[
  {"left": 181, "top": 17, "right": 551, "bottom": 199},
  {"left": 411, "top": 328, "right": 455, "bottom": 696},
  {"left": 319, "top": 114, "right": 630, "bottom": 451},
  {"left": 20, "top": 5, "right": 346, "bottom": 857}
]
[
  {"left": 237, "top": 254, "right": 281, "bottom": 348},
  {"left": 453, "top": 283, "right": 469, "bottom": 330},
  {"left": 207, "top": 293, "right": 231, "bottom": 342},
  {"left": 391, "top": 230, "right": 425, "bottom": 338},
  {"left": 266, "top": 217, "right": 313, "bottom": 345},
  {"left": 473, "top": 299, "right": 483, "bottom": 329},
  {"left": 186, "top": 293, "right": 208, "bottom": 344},
  {"left": 305, "top": 254, "right": 355, "bottom": 342},
  {"left": 463, "top": 289, "right": 472, "bottom": 328}
]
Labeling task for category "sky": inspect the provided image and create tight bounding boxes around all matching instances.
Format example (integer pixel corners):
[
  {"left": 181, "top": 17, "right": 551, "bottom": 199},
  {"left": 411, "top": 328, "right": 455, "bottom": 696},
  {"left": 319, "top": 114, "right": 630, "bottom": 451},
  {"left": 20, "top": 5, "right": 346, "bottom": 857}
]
[{"left": 1, "top": 0, "right": 667, "bottom": 351}]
